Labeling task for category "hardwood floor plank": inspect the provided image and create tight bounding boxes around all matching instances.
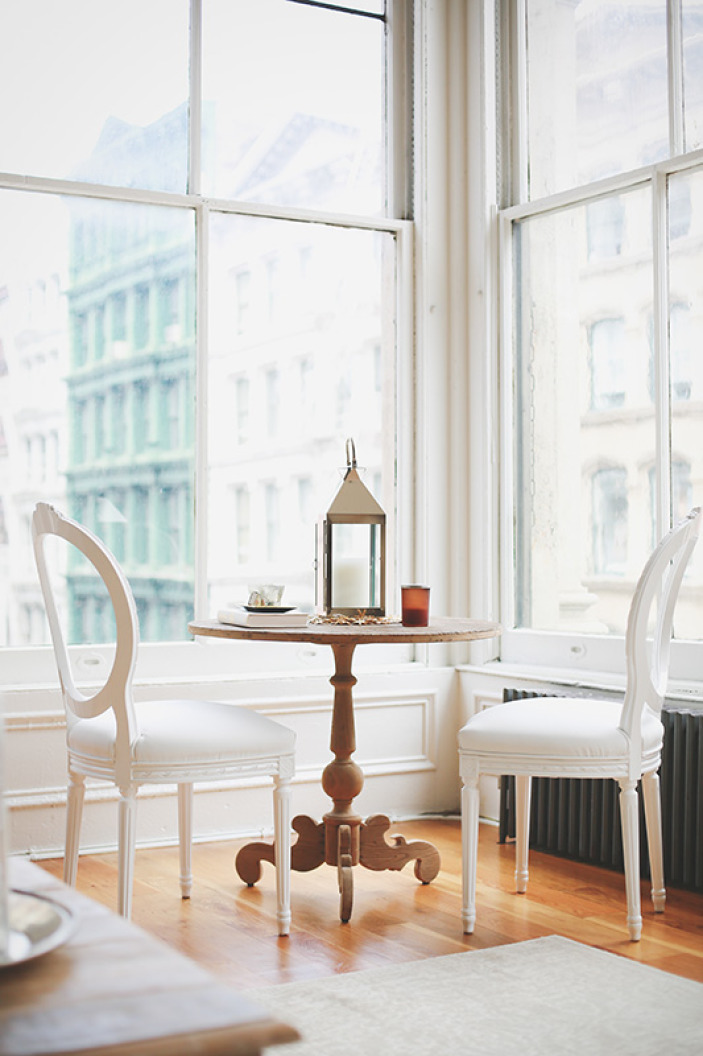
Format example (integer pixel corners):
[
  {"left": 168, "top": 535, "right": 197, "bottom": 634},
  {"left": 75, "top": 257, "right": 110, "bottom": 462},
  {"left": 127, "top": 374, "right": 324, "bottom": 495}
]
[{"left": 36, "top": 819, "right": 703, "bottom": 987}]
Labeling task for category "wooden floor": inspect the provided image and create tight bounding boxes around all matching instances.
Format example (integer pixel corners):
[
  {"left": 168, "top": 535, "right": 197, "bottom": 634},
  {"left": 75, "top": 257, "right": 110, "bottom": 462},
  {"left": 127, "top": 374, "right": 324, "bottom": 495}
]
[{"left": 38, "top": 818, "right": 703, "bottom": 988}]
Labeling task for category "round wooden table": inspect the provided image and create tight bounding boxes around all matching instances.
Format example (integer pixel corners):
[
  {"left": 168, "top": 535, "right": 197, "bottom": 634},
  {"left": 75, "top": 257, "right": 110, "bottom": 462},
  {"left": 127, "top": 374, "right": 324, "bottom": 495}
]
[{"left": 188, "top": 616, "right": 500, "bottom": 922}]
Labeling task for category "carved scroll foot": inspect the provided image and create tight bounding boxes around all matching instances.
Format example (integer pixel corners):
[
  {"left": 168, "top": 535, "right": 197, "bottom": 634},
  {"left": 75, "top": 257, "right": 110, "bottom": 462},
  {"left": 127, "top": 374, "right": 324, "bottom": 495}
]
[
  {"left": 236, "top": 841, "right": 274, "bottom": 886},
  {"left": 235, "top": 814, "right": 326, "bottom": 887},
  {"left": 290, "top": 815, "right": 326, "bottom": 873},
  {"left": 359, "top": 814, "right": 441, "bottom": 883},
  {"left": 337, "top": 824, "right": 354, "bottom": 923}
]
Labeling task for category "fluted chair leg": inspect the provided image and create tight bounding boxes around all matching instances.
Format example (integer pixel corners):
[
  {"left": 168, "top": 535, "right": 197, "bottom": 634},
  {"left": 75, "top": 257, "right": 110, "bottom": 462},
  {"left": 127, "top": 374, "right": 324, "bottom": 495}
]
[
  {"left": 515, "top": 775, "right": 532, "bottom": 894},
  {"left": 273, "top": 775, "right": 292, "bottom": 937},
  {"left": 118, "top": 785, "right": 138, "bottom": 919},
  {"left": 619, "top": 778, "right": 642, "bottom": 941},
  {"left": 642, "top": 769, "right": 666, "bottom": 912},
  {"left": 461, "top": 771, "right": 480, "bottom": 934},
  {"left": 64, "top": 771, "right": 85, "bottom": 888},
  {"left": 177, "top": 782, "right": 194, "bottom": 899}
]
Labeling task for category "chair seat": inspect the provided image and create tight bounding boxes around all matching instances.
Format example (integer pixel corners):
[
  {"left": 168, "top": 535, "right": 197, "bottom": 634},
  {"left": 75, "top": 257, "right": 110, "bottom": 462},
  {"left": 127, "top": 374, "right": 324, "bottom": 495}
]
[
  {"left": 68, "top": 699, "right": 296, "bottom": 766},
  {"left": 458, "top": 697, "right": 663, "bottom": 764}
]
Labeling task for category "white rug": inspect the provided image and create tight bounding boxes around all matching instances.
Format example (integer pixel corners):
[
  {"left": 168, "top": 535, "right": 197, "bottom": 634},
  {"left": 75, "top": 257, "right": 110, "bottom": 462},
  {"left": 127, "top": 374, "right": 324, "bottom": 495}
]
[{"left": 247, "top": 935, "right": 703, "bottom": 1055}]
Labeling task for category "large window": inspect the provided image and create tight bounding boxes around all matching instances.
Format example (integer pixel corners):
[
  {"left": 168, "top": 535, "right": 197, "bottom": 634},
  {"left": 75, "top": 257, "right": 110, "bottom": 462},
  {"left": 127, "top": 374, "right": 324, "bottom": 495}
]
[
  {"left": 500, "top": 0, "right": 703, "bottom": 672},
  {"left": 0, "top": 0, "right": 408, "bottom": 652}
]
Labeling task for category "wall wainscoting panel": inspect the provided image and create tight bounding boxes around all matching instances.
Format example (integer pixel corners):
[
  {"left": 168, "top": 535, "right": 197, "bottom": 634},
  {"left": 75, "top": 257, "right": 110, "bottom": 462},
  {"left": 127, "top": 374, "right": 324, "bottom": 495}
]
[{"left": 2, "top": 667, "right": 458, "bottom": 857}]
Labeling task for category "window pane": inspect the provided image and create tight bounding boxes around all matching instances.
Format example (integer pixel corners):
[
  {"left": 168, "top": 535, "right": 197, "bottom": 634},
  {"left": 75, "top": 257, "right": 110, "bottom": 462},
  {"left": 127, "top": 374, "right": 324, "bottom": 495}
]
[
  {"left": 668, "top": 168, "right": 703, "bottom": 640},
  {"left": 207, "top": 215, "right": 395, "bottom": 614},
  {"left": 513, "top": 186, "right": 654, "bottom": 635},
  {"left": 526, "top": 0, "right": 669, "bottom": 199},
  {"left": 0, "top": 0, "right": 189, "bottom": 192},
  {"left": 202, "top": 0, "right": 385, "bottom": 212},
  {"left": 0, "top": 189, "right": 195, "bottom": 647}
]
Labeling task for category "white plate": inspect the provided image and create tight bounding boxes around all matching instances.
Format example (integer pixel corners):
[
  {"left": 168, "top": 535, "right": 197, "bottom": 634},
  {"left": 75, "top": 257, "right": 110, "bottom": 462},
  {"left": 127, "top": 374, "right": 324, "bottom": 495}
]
[{"left": 0, "top": 888, "right": 75, "bottom": 968}]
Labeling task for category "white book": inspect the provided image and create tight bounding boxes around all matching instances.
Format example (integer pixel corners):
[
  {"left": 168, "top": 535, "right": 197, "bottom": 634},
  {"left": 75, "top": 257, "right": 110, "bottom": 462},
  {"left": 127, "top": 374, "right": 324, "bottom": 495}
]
[{"left": 216, "top": 607, "right": 310, "bottom": 628}]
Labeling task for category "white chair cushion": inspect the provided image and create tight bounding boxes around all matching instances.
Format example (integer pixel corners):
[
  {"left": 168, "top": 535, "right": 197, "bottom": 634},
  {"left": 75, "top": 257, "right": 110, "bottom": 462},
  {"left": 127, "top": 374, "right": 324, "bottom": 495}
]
[
  {"left": 458, "top": 697, "right": 663, "bottom": 761},
  {"left": 68, "top": 699, "right": 295, "bottom": 765}
]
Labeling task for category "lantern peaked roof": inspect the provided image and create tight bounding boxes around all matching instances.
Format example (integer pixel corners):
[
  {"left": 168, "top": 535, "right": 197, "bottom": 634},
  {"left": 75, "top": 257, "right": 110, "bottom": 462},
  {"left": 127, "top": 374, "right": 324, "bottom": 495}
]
[{"left": 328, "top": 466, "right": 385, "bottom": 517}]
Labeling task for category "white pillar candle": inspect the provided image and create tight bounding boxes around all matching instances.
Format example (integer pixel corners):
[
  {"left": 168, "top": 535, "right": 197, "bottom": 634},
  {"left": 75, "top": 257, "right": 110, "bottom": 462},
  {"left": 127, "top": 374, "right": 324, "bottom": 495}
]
[{"left": 332, "top": 557, "right": 368, "bottom": 609}]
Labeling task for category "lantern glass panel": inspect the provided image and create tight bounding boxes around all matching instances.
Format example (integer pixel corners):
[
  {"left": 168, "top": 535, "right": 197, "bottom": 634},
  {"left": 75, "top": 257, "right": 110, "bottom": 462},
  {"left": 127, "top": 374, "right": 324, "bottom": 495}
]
[{"left": 330, "top": 523, "right": 382, "bottom": 611}]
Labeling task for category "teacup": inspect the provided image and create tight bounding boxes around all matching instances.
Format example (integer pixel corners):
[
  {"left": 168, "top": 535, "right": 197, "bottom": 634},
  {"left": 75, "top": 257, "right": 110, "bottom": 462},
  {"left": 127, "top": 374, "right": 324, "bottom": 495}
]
[{"left": 247, "top": 584, "right": 285, "bottom": 607}]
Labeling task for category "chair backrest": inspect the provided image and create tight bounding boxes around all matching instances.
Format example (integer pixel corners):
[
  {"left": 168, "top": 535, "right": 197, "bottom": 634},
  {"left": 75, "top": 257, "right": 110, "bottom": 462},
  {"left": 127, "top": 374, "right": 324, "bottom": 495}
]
[
  {"left": 32, "top": 503, "right": 140, "bottom": 766},
  {"left": 620, "top": 507, "right": 700, "bottom": 769}
]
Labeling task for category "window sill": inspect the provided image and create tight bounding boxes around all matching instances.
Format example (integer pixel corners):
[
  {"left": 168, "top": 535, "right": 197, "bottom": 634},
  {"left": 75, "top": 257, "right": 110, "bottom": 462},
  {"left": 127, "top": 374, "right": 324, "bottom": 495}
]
[{"left": 456, "top": 659, "right": 703, "bottom": 706}]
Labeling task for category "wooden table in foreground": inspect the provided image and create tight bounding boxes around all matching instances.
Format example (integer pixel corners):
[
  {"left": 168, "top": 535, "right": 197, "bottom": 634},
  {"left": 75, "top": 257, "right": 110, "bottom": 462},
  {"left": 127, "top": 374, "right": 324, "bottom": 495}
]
[
  {"left": 1, "top": 858, "right": 298, "bottom": 1056},
  {"left": 188, "top": 616, "right": 500, "bottom": 923}
]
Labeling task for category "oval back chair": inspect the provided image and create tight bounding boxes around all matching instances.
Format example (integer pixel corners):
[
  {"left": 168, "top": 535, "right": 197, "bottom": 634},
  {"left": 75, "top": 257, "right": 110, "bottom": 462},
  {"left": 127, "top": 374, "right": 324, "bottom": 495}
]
[
  {"left": 458, "top": 507, "right": 700, "bottom": 941},
  {"left": 32, "top": 502, "right": 295, "bottom": 934}
]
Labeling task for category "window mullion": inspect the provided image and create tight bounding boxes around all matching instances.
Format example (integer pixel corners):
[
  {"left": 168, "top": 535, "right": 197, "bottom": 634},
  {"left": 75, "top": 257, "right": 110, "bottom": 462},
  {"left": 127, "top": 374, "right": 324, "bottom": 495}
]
[
  {"left": 194, "top": 201, "right": 209, "bottom": 619},
  {"left": 652, "top": 170, "right": 672, "bottom": 537},
  {"left": 668, "top": 0, "right": 685, "bottom": 157},
  {"left": 189, "top": 0, "right": 203, "bottom": 196},
  {"left": 386, "top": 0, "right": 412, "bottom": 218},
  {"left": 508, "top": 0, "right": 528, "bottom": 205},
  {"left": 499, "top": 210, "right": 516, "bottom": 632}
]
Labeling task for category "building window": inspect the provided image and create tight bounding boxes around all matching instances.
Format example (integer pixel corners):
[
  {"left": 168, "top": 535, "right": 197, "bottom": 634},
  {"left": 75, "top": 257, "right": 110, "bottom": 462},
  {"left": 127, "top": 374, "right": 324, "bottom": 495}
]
[
  {"left": 111, "top": 387, "right": 126, "bottom": 455},
  {"left": 264, "top": 482, "right": 279, "bottom": 564},
  {"left": 669, "top": 176, "right": 692, "bottom": 241},
  {"left": 235, "top": 485, "right": 250, "bottom": 566},
  {"left": 94, "top": 305, "right": 105, "bottom": 360},
  {"left": 590, "top": 318, "right": 627, "bottom": 410},
  {"left": 672, "top": 460, "right": 693, "bottom": 526},
  {"left": 235, "top": 377, "right": 249, "bottom": 445},
  {"left": 670, "top": 304, "right": 693, "bottom": 402},
  {"left": 134, "top": 284, "right": 150, "bottom": 350},
  {"left": 94, "top": 395, "right": 105, "bottom": 458},
  {"left": 162, "top": 379, "right": 181, "bottom": 449},
  {"left": 592, "top": 467, "right": 628, "bottom": 576},
  {"left": 132, "top": 488, "right": 150, "bottom": 566},
  {"left": 73, "top": 314, "right": 88, "bottom": 367},
  {"left": 265, "top": 257, "right": 279, "bottom": 323},
  {"left": 133, "top": 382, "right": 149, "bottom": 452},
  {"left": 160, "top": 278, "right": 181, "bottom": 343},
  {"left": 265, "top": 368, "right": 280, "bottom": 437},
  {"left": 111, "top": 292, "right": 127, "bottom": 344},
  {"left": 235, "top": 271, "right": 251, "bottom": 335},
  {"left": 586, "top": 196, "right": 625, "bottom": 260},
  {"left": 297, "top": 477, "right": 313, "bottom": 525}
]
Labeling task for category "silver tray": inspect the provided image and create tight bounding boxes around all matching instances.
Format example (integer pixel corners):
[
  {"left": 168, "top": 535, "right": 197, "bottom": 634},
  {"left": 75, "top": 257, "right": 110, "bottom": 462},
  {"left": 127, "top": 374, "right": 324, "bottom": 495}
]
[{"left": 0, "top": 888, "right": 75, "bottom": 968}]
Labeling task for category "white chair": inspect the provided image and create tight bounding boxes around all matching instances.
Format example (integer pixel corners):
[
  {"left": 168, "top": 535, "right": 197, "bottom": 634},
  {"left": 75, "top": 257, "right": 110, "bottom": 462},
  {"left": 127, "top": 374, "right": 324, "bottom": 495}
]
[
  {"left": 32, "top": 502, "right": 295, "bottom": 935},
  {"left": 459, "top": 507, "right": 700, "bottom": 941}
]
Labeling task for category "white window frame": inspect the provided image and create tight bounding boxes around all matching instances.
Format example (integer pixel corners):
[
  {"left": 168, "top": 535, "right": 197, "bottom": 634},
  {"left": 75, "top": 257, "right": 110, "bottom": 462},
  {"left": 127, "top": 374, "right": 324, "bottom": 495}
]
[
  {"left": 496, "top": 0, "right": 703, "bottom": 688},
  {"left": 0, "top": 0, "right": 422, "bottom": 685}
]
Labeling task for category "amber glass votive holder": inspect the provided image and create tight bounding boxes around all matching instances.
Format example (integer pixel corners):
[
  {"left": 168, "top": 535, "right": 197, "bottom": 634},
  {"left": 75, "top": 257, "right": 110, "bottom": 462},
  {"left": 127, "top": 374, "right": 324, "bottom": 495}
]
[{"left": 401, "top": 585, "right": 430, "bottom": 627}]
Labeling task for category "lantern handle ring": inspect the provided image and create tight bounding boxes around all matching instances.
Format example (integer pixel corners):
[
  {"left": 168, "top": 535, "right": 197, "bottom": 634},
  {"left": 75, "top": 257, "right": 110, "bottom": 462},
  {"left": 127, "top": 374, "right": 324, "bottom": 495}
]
[{"left": 345, "top": 438, "right": 357, "bottom": 469}]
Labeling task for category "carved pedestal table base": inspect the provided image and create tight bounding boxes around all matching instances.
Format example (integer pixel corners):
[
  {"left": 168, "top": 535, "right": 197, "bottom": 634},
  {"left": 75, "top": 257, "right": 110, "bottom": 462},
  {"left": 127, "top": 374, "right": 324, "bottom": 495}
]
[{"left": 189, "top": 617, "right": 500, "bottom": 923}]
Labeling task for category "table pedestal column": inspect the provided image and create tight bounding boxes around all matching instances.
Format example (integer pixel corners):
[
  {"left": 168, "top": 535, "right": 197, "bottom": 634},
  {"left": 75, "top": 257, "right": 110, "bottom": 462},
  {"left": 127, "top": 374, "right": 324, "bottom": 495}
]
[{"left": 236, "top": 640, "right": 440, "bottom": 923}]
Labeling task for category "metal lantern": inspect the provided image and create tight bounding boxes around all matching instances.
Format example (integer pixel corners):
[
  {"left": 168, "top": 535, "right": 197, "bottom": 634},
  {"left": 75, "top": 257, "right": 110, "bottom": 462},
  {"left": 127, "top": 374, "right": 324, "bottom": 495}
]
[{"left": 316, "top": 439, "right": 386, "bottom": 616}]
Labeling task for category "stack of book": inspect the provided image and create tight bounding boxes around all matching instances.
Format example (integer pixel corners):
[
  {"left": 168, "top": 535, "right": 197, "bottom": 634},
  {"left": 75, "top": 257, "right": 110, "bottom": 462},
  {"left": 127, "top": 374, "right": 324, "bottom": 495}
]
[{"left": 216, "top": 606, "right": 310, "bottom": 628}]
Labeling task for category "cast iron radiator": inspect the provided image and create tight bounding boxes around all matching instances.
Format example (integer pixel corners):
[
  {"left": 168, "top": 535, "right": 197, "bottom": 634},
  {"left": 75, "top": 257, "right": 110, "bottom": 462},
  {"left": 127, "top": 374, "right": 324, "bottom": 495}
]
[{"left": 498, "top": 688, "right": 703, "bottom": 893}]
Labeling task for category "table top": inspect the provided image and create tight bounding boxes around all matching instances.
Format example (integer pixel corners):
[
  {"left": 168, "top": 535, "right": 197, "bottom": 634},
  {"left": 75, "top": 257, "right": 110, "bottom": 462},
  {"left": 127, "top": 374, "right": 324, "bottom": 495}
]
[
  {"left": 188, "top": 615, "right": 501, "bottom": 647},
  {"left": 1, "top": 859, "right": 298, "bottom": 1056}
]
